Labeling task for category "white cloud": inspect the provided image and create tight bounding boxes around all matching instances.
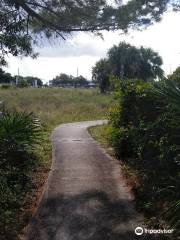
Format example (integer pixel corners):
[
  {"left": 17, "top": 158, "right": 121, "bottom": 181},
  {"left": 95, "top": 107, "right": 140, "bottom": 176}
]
[
  {"left": 4, "top": 11, "right": 180, "bottom": 82},
  {"left": 37, "top": 40, "right": 105, "bottom": 58},
  {"left": 6, "top": 56, "right": 100, "bottom": 82}
]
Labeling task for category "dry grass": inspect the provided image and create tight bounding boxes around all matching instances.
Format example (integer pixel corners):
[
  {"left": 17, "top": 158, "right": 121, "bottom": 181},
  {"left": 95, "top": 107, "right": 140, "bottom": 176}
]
[{"left": 0, "top": 88, "right": 113, "bottom": 129}]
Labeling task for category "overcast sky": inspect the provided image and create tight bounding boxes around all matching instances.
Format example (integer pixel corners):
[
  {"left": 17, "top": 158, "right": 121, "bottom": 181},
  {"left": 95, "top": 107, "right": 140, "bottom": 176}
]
[{"left": 4, "top": 11, "right": 180, "bottom": 83}]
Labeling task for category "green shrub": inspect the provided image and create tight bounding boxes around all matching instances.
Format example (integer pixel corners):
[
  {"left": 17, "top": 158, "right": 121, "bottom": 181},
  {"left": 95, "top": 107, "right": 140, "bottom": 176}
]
[
  {"left": 0, "top": 108, "right": 42, "bottom": 238},
  {"left": 17, "top": 80, "right": 28, "bottom": 88},
  {"left": 109, "top": 79, "right": 180, "bottom": 234},
  {"left": 165, "top": 200, "right": 180, "bottom": 231},
  {"left": 1, "top": 84, "right": 11, "bottom": 89},
  {"left": 109, "top": 127, "right": 134, "bottom": 158},
  {"left": 0, "top": 110, "right": 41, "bottom": 171}
]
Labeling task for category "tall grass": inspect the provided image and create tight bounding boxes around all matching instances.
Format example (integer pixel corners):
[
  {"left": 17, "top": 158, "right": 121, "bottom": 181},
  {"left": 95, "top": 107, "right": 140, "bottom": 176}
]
[{"left": 0, "top": 88, "right": 113, "bottom": 129}]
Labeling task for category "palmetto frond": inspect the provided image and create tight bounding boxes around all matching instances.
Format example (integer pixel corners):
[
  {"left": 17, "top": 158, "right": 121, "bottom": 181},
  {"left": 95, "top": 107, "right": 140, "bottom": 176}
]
[{"left": 154, "top": 80, "right": 180, "bottom": 110}]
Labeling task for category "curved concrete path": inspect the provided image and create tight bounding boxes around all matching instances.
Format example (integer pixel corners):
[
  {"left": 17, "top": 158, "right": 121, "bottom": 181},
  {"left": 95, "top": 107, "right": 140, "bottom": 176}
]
[{"left": 26, "top": 120, "right": 144, "bottom": 240}]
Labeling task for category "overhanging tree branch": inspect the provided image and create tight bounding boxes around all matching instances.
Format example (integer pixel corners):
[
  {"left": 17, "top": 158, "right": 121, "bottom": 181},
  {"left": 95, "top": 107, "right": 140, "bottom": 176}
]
[{"left": 0, "top": 0, "right": 179, "bottom": 65}]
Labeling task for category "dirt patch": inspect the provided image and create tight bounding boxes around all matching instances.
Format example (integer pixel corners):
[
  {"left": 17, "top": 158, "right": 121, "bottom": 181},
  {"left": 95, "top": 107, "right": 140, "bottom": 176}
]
[{"left": 18, "top": 165, "right": 51, "bottom": 240}]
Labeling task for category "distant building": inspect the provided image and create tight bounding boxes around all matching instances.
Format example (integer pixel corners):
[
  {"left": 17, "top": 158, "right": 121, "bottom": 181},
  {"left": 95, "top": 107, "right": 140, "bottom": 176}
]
[
  {"left": 86, "top": 82, "right": 97, "bottom": 88},
  {"left": 49, "top": 80, "right": 97, "bottom": 88}
]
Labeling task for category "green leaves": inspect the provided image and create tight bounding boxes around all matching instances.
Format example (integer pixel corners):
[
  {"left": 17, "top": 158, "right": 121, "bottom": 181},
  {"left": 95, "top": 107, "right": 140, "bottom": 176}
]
[
  {"left": 0, "top": 0, "right": 177, "bottom": 65},
  {"left": 109, "top": 79, "right": 180, "bottom": 234},
  {"left": 0, "top": 109, "right": 41, "bottom": 169},
  {"left": 93, "top": 42, "right": 164, "bottom": 93},
  {"left": 108, "top": 42, "right": 164, "bottom": 81},
  {"left": 0, "top": 107, "right": 42, "bottom": 238},
  {"left": 92, "top": 59, "right": 111, "bottom": 93},
  {"left": 154, "top": 80, "right": 180, "bottom": 110},
  {"left": 165, "top": 200, "right": 180, "bottom": 231}
]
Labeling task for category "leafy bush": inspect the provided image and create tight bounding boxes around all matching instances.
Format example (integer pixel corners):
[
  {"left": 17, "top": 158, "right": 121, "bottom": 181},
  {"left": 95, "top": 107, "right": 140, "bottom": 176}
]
[
  {"left": 0, "top": 110, "right": 41, "bottom": 171},
  {"left": 168, "top": 66, "right": 180, "bottom": 85},
  {"left": 0, "top": 107, "right": 42, "bottom": 238},
  {"left": 17, "top": 80, "right": 28, "bottom": 88},
  {"left": 109, "top": 79, "right": 180, "bottom": 235},
  {"left": 1, "top": 84, "right": 11, "bottom": 89}
]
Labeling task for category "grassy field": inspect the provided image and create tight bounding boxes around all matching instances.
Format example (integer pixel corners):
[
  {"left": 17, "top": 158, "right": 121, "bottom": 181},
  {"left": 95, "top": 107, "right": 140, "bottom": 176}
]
[
  {"left": 89, "top": 125, "right": 112, "bottom": 149},
  {"left": 0, "top": 88, "right": 113, "bottom": 129}
]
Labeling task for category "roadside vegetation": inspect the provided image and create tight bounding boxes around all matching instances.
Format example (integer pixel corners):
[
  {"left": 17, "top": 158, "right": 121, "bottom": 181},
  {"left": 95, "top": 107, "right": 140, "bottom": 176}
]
[
  {"left": 0, "top": 68, "right": 43, "bottom": 88},
  {"left": 50, "top": 73, "right": 90, "bottom": 88},
  {"left": 92, "top": 42, "right": 164, "bottom": 93},
  {"left": 0, "top": 88, "right": 113, "bottom": 239},
  {"left": 90, "top": 68, "right": 180, "bottom": 239},
  {"left": 0, "top": 88, "right": 113, "bottom": 128},
  {"left": 0, "top": 108, "right": 48, "bottom": 239}
]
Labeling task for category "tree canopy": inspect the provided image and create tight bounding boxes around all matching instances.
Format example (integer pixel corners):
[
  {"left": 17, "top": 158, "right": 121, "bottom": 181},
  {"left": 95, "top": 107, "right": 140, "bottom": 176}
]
[
  {"left": 92, "top": 42, "right": 164, "bottom": 92},
  {"left": 1, "top": 0, "right": 179, "bottom": 65},
  {"left": 108, "top": 42, "right": 164, "bottom": 81},
  {"left": 0, "top": 68, "right": 44, "bottom": 87},
  {"left": 25, "top": 76, "right": 43, "bottom": 87},
  {"left": 50, "top": 73, "right": 88, "bottom": 87},
  {"left": 92, "top": 59, "right": 111, "bottom": 93},
  {"left": 0, "top": 68, "right": 14, "bottom": 83}
]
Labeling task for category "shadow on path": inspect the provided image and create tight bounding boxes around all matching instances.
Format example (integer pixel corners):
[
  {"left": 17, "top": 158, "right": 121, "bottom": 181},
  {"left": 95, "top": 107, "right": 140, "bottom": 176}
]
[{"left": 27, "top": 190, "right": 157, "bottom": 240}]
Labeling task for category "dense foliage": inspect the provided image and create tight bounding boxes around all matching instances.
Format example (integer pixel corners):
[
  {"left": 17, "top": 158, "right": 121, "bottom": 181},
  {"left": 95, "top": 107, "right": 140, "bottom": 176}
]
[
  {"left": 168, "top": 66, "right": 180, "bottom": 84},
  {"left": 92, "top": 42, "right": 164, "bottom": 93},
  {"left": 92, "top": 59, "right": 111, "bottom": 93},
  {"left": 0, "top": 68, "right": 43, "bottom": 88},
  {"left": 108, "top": 42, "right": 164, "bottom": 81},
  {"left": 50, "top": 73, "right": 88, "bottom": 87},
  {"left": 0, "top": 68, "right": 15, "bottom": 84},
  {"left": 108, "top": 78, "right": 180, "bottom": 237},
  {"left": 0, "top": 105, "right": 42, "bottom": 239},
  {"left": 1, "top": 0, "right": 179, "bottom": 65},
  {"left": 25, "top": 76, "right": 43, "bottom": 87}
]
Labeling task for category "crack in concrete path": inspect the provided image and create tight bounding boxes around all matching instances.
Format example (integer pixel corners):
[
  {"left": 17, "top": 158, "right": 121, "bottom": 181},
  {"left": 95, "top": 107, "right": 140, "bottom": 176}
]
[{"left": 26, "top": 120, "right": 146, "bottom": 240}]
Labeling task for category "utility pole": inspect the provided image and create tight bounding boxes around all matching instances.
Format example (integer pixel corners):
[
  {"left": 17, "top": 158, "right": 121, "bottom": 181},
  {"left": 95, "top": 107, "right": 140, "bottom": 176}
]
[
  {"left": 77, "top": 67, "right": 79, "bottom": 78},
  {"left": 34, "top": 79, "right": 38, "bottom": 88},
  {"left": 16, "top": 68, "right": 19, "bottom": 85}
]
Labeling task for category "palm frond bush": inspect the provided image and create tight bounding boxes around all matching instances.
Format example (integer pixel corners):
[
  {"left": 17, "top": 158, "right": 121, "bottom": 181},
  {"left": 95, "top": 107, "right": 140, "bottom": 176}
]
[
  {"left": 154, "top": 80, "right": 180, "bottom": 110},
  {"left": 0, "top": 107, "right": 42, "bottom": 238},
  {"left": 0, "top": 110, "right": 41, "bottom": 171},
  {"left": 109, "top": 79, "right": 180, "bottom": 237},
  {"left": 165, "top": 200, "right": 180, "bottom": 234},
  {"left": 154, "top": 80, "right": 180, "bottom": 235}
]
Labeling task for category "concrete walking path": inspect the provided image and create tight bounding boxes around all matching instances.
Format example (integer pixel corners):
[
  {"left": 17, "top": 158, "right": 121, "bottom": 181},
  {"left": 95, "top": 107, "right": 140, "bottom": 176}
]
[{"left": 26, "top": 120, "right": 143, "bottom": 240}]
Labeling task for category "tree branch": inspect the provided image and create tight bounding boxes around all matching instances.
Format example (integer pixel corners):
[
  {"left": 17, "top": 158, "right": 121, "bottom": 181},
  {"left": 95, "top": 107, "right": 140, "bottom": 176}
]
[{"left": 10, "top": 0, "right": 66, "bottom": 39}]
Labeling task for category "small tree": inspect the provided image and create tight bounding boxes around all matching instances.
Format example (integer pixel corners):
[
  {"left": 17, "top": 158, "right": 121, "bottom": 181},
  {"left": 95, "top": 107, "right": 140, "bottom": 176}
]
[
  {"left": 17, "top": 79, "right": 28, "bottom": 88},
  {"left": 92, "top": 59, "right": 111, "bottom": 93},
  {"left": 74, "top": 76, "right": 88, "bottom": 87},
  {"left": 0, "top": 68, "right": 14, "bottom": 84},
  {"left": 108, "top": 42, "right": 164, "bottom": 81},
  {"left": 50, "top": 73, "right": 88, "bottom": 87},
  {"left": 51, "top": 74, "right": 73, "bottom": 87},
  {"left": 25, "top": 76, "right": 43, "bottom": 87}
]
